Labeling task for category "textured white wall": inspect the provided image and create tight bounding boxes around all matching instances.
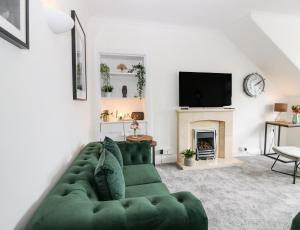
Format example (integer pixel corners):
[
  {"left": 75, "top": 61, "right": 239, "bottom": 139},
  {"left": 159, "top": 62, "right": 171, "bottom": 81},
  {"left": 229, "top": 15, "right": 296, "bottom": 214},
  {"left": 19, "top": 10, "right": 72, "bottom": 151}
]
[
  {"left": 0, "top": 1, "right": 91, "bottom": 229},
  {"left": 88, "top": 17, "right": 283, "bottom": 161}
]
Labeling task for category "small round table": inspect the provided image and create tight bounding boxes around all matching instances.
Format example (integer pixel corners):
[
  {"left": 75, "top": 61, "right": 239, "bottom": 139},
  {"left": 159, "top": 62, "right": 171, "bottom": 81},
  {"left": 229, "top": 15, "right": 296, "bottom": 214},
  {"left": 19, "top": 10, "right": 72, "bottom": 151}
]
[{"left": 126, "top": 135, "right": 157, "bottom": 166}]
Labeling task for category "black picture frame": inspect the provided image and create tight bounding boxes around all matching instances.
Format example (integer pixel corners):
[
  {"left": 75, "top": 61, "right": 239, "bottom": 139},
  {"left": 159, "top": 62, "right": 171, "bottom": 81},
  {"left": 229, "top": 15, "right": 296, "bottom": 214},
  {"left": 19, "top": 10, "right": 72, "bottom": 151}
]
[
  {"left": 0, "top": 0, "right": 29, "bottom": 49},
  {"left": 71, "top": 10, "right": 87, "bottom": 101}
]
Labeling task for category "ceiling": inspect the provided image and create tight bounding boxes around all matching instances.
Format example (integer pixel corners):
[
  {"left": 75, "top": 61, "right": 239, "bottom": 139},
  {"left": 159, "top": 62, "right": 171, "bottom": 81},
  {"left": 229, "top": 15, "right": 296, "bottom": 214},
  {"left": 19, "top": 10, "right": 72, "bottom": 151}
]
[{"left": 87, "top": 0, "right": 300, "bottom": 28}]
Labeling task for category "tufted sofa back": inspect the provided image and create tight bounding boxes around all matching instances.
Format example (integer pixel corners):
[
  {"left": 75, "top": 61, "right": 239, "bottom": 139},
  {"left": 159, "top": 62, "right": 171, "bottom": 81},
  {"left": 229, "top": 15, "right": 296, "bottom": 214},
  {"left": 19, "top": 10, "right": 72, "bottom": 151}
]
[
  {"left": 117, "top": 141, "right": 151, "bottom": 165},
  {"left": 45, "top": 141, "right": 151, "bottom": 202},
  {"left": 49, "top": 142, "right": 102, "bottom": 200}
]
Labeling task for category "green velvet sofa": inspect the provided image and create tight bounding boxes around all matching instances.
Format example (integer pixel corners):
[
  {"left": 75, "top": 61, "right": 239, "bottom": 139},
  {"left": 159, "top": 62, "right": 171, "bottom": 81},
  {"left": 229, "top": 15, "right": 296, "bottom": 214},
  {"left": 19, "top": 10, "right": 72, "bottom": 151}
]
[
  {"left": 27, "top": 141, "right": 208, "bottom": 230},
  {"left": 291, "top": 212, "right": 300, "bottom": 230}
]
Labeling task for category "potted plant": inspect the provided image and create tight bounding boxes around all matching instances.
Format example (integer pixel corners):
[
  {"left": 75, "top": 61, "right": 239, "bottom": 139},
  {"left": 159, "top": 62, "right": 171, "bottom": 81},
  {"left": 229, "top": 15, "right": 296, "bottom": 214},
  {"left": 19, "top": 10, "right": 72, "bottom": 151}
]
[
  {"left": 100, "top": 63, "right": 114, "bottom": 97},
  {"left": 101, "top": 85, "right": 114, "bottom": 97},
  {"left": 100, "top": 110, "right": 112, "bottom": 122},
  {"left": 292, "top": 105, "right": 300, "bottom": 124},
  {"left": 129, "top": 63, "right": 146, "bottom": 99},
  {"left": 181, "top": 149, "right": 196, "bottom": 166}
]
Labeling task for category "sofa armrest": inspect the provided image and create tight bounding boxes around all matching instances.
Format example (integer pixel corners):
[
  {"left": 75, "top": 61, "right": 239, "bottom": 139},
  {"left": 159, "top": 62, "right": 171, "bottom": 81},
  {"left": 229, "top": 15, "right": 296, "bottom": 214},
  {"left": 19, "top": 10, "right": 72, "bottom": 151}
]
[
  {"left": 291, "top": 212, "right": 300, "bottom": 230},
  {"left": 117, "top": 141, "right": 152, "bottom": 166},
  {"left": 92, "top": 191, "right": 208, "bottom": 230},
  {"left": 28, "top": 191, "right": 207, "bottom": 230}
]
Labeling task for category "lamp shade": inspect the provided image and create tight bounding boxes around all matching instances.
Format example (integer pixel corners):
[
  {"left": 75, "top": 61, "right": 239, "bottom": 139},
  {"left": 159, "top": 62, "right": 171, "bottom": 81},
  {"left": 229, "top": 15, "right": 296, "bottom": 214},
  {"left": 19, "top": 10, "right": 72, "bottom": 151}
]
[
  {"left": 44, "top": 8, "right": 74, "bottom": 34},
  {"left": 274, "top": 103, "right": 288, "bottom": 112}
]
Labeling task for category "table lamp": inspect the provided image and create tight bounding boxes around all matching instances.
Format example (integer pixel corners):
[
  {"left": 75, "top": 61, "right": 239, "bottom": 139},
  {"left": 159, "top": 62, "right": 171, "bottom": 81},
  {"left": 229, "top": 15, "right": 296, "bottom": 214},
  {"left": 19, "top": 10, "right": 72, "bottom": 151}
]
[{"left": 274, "top": 103, "right": 288, "bottom": 122}]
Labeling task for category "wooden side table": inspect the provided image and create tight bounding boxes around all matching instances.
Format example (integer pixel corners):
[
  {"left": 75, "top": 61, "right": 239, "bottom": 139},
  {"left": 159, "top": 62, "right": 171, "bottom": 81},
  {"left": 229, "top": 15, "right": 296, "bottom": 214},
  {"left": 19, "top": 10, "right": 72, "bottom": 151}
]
[
  {"left": 264, "top": 121, "right": 300, "bottom": 163},
  {"left": 126, "top": 135, "right": 157, "bottom": 166}
]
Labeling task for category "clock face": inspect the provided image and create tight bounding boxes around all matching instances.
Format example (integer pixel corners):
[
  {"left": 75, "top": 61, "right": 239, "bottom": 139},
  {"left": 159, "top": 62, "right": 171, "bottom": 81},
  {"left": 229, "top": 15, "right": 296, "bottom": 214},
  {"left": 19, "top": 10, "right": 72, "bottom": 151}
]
[{"left": 243, "top": 73, "right": 265, "bottom": 97}]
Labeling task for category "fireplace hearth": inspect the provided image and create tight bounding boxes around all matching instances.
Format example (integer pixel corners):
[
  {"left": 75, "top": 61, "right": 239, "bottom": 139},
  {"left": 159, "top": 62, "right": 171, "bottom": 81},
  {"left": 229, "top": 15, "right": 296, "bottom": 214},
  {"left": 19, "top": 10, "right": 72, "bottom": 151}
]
[{"left": 194, "top": 129, "right": 216, "bottom": 160}]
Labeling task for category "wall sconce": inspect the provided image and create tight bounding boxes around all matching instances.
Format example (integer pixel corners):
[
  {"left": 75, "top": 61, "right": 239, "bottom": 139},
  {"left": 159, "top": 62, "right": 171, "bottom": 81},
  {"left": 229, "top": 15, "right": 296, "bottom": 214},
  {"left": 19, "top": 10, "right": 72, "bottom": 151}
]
[{"left": 44, "top": 8, "right": 74, "bottom": 34}]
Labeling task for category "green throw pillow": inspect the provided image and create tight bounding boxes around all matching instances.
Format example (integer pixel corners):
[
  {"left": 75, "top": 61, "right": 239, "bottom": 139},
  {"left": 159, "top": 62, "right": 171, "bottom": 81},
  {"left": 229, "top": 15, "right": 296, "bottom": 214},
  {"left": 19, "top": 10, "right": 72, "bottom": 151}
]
[
  {"left": 104, "top": 136, "right": 123, "bottom": 168},
  {"left": 94, "top": 149, "right": 125, "bottom": 200}
]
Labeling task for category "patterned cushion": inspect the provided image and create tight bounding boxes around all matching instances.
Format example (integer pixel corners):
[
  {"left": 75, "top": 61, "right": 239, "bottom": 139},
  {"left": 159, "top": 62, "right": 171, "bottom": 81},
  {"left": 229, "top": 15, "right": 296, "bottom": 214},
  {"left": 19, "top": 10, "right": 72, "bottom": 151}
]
[
  {"left": 94, "top": 149, "right": 125, "bottom": 200},
  {"left": 104, "top": 137, "right": 123, "bottom": 168}
]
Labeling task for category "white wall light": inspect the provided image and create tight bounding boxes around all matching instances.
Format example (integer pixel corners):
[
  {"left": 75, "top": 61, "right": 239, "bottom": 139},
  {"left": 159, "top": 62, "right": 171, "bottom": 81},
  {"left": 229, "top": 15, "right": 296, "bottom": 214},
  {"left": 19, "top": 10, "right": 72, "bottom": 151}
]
[{"left": 44, "top": 8, "right": 74, "bottom": 34}]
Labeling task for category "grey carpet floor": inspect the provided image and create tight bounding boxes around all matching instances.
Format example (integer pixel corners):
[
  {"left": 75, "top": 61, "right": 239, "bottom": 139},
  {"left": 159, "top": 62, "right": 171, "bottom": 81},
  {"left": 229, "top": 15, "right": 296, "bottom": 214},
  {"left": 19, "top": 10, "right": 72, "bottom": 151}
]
[{"left": 156, "top": 156, "right": 300, "bottom": 230}]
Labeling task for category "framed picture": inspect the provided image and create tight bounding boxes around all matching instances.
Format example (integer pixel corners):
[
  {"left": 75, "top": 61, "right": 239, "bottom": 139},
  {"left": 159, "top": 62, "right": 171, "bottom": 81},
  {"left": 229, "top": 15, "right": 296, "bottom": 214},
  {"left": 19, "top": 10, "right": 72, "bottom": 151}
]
[
  {"left": 71, "top": 10, "right": 87, "bottom": 101},
  {"left": 0, "top": 0, "right": 29, "bottom": 49}
]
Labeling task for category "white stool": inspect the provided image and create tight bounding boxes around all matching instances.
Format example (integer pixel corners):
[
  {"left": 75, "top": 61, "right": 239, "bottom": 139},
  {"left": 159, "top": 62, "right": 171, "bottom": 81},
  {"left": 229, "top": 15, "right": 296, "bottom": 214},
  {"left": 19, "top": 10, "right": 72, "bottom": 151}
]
[{"left": 272, "top": 146, "right": 300, "bottom": 184}]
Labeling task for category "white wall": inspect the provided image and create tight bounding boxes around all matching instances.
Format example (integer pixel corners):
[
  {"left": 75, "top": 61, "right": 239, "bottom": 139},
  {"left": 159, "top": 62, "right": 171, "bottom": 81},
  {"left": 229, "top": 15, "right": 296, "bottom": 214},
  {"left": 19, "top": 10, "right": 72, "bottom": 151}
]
[
  {"left": 0, "top": 1, "right": 91, "bottom": 229},
  {"left": 88, "top": 17, "right": 283, "bottom": 161},
  {"left": 252, "top": 12, "right": 300, "bottom": 71}
]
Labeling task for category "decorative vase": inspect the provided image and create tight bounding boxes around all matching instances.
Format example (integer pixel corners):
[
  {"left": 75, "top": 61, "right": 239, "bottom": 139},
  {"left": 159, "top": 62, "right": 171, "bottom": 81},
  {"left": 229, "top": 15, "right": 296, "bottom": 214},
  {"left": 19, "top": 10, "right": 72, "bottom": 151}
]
[
  {"left": 104, "top": 92, "right": 112, "bottom": 97},
  {"left": 184, "top": 157, "right": 193, "bottom": 167},
  {"left": 292, "top": 113, "right": 299, "bottom": 124},
  {"left": 122, "top": 85, "right": 127, "bottom": 98}
]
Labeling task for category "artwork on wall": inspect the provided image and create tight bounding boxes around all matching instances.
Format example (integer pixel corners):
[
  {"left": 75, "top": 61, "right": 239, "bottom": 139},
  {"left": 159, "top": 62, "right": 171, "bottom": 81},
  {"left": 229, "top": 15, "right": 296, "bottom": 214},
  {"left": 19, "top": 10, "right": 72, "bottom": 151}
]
[
  {"left": 0, "top": 0, "right": 29, "bottom": 49},
  {"left": 71, "top": 10, "right": 87, "bottom": 101}
]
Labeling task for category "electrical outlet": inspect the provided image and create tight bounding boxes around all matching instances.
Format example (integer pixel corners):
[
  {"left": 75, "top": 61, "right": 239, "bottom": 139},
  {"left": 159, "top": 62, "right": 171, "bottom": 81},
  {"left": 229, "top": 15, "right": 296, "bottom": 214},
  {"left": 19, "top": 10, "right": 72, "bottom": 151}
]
[
  {"left": 159, "top": 147, "right": 171, "bottom": 155},
  {"left": 239, "top": 147, "right": 248, "bottom": 152}
]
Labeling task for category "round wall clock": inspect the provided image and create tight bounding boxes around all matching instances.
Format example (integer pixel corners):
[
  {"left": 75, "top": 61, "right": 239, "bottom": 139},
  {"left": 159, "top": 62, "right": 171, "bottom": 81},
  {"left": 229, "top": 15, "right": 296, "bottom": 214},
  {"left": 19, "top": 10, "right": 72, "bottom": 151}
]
[{"left": 243, "top": 73, "right": 265, "bottom": 97}]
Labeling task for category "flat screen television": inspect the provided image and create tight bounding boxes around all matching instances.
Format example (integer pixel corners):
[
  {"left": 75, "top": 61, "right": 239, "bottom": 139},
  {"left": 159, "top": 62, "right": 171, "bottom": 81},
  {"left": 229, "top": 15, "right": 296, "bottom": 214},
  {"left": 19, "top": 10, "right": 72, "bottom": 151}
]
[{"left": 179, "top": 72, "right": 232, "bottom": 107}]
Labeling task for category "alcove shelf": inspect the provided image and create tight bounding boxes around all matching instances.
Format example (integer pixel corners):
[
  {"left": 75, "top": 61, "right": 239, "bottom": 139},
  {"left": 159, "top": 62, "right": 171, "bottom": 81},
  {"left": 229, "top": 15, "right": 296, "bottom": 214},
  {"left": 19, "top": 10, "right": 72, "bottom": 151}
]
[
  {"left": 100, "top": 53, "right": 145, "bottom": 99},
  {"left": 110, "top": 72, "right": 136, "bottom": 77},
  {"left": 99, "top": 53, "right": 148, "bottom": 141}
]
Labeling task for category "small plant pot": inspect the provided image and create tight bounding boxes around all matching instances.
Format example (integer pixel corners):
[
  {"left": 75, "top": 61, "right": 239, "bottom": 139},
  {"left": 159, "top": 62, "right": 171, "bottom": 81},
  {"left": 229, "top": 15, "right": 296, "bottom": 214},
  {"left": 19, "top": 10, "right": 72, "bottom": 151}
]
[
  {"left": 104, "top": 92, "right": 112, "bottom": 97},
  {"left": 184, "top": 157, "right": 193, "bottom": 166}
]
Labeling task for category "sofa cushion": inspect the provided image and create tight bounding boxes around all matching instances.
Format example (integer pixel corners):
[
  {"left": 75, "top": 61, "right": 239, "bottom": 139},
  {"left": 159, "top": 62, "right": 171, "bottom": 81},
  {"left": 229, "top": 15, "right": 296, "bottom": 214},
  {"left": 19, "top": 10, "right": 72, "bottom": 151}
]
[
  {"left": 104, "top": 136, "right": 123, "bottom": 168},
  {"left": 94, "top": 149, "right": 125, "bottom": 200},
  {"left": 123, "top": 164, "right": 162, "bottom": 186},
  {"left": 126, "top": 182, "right": 169, "bottom": 198}
]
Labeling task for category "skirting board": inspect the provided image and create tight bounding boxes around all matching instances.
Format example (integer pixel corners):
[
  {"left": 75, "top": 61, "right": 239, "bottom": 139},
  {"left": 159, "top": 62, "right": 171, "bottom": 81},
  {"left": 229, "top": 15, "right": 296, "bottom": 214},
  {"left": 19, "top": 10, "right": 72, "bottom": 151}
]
[
  {"left": 156, "top": 154, "right": 177, "bottom": 165},
  {"left": 177, "top": 158, "right": 243, "bottom": 170}
]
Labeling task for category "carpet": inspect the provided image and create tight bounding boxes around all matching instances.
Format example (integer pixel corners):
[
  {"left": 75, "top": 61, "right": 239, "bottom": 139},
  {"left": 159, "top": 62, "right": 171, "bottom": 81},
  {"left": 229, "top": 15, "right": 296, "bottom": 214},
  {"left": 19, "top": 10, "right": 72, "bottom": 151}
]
[{"left": 156, "top": 156, "right": 300, "bottom": 230}]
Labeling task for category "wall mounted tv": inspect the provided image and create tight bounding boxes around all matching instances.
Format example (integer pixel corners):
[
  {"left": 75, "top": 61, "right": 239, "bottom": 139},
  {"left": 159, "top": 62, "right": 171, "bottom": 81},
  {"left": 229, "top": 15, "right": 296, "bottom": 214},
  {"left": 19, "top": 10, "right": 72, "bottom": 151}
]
[{"left": 179, "top": 72, "right": 232, "bottom": 107}]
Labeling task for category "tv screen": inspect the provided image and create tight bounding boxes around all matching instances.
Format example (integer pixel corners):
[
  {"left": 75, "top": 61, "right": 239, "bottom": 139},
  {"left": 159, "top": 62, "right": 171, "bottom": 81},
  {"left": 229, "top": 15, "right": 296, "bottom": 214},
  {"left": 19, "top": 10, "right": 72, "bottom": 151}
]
[{"left": 179, "top": 72, "right": 232, "bottom": 107}]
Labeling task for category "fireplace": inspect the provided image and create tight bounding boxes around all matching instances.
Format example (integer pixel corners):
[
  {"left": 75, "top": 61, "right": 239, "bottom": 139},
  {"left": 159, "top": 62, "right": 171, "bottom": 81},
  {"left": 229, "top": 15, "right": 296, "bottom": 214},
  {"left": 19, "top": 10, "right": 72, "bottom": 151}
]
[{"left": 193, "top": 129, "right": 216, "bottom": 160}]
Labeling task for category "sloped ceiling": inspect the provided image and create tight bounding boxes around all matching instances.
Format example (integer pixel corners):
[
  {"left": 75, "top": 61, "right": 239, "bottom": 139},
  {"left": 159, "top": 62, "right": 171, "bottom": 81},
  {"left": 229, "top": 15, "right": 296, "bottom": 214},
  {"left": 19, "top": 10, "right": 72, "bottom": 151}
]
[{"left": 225, "top": 12, "right": 300, "bottom": 96}]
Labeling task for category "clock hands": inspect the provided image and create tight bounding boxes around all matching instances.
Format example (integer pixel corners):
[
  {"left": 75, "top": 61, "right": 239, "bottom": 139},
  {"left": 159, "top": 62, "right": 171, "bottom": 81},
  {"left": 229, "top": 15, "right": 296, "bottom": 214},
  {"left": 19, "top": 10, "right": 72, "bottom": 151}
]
[{"left": 254, "top": 79, "right": 264, "bottom": 86}]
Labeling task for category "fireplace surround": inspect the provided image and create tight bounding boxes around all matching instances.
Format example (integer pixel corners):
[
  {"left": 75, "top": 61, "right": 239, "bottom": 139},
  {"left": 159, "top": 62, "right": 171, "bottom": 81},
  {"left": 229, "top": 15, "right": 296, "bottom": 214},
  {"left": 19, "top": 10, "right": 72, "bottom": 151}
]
[{"left": 177, "top": 108, "right": 242, "bottom": 170}]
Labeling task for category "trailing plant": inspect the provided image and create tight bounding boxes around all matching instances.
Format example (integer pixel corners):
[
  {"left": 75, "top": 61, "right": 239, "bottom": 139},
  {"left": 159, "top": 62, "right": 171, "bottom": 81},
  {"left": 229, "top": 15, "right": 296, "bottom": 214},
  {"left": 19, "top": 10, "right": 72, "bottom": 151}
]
[
  {"left": 101, "top": 85, "right": 114, "bottom": 92},
  {"left": 181, "top": 149, "right": 196, "bottom": 159},
  {"left": 129, "top": 63, "right": 146, "bottom": 99},
  {"left": 100, "top": 63, "right": 112, "bottom": 92}
]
